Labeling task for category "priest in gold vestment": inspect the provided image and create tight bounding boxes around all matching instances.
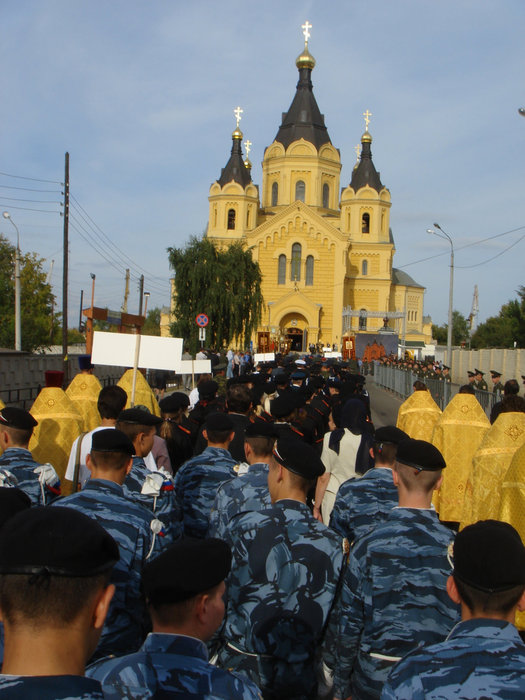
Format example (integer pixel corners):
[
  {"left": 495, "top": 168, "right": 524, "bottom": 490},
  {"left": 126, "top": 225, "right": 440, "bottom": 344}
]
[
  {"left": 65, "top": 356, "right": 102, "bottom": 432},
  {"left": 29, "top": 370, "right": 83, "bottom": 483},
  {"left": 461, "top": 410, "right": 525, "bottom": 529},
  {"left": 396, "top": 386, "right": 442, "bottom": 442},
  {"left": 432, "top": 392, "right": 490, "bottom": 522},
  {"left": 117, "top": 369, "right": 161, "bottom": 417},
  {"left": 499, "top": 442, "right": 525, "bottom": 630}
]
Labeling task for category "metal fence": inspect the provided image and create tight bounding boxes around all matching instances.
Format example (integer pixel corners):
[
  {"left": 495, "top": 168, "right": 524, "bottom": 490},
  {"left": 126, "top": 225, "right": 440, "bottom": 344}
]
[
  {"left": 374, "top": 364, "right": 500, "bottom": 416},
  {"left": 0, "top": 375, "right": 118, "bottom": 411}
]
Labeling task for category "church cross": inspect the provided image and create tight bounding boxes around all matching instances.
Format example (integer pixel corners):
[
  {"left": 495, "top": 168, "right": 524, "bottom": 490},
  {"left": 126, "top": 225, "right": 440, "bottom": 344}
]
[
  {"left": 302, "top": 20, "right": 312, "bottom": 44},
  {"left": 244, "top": 139, "right": 252, "bottom": 156},
  {"left": 363, "top": 109, "right": 372, "bottom": 131},
  {"left": 234, "top": 106, "right": 243, "bottom": 128},
  {"left": 354, "top": 144, "right": 361, "bottom": 160}
]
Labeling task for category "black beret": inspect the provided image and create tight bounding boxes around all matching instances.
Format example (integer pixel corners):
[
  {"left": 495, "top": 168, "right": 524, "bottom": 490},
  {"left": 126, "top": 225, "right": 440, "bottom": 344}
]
[
  {"left": 0, "top": 407, "right": 38, "bottom": 431},
  {"left": 396, "top": 439, "right": 446, "bottom": 471},
  {"left": 307, "top": 376, "right": 325, "bottom": 391},
  {"left": 198, "top": 380, "right": 218, "bottom": 399},
  {"left": 143, "top": 536, "right": 231, "bottom": 605},
  {"left": 270, "top": 393, "right": 298, "bottom": 419},
  {"left": 205, "top": 412, "right": 234, "bottom": 432},
  {"left": 453, "top": 520, "right": 525, "bottom": 593},
  {"left": 91, "top": 428, "right": 134, "bottom": 455},
  {"left": 374, "top": 426, "right": 409, "bottom": 446},
  {"left": 118, "top": 408, "right": 163, "bottom": 426},
  {"left": 245, "top": 422, "right": 278, "bottom": 439},
  {"left": 159, "top": 392, "right": 190, "bottom": 413},
  {"left": 290, "top": 371, "right": 306, "bottom": 380},
  {"left": 0, "top": 506, "right": 119, "bottom": 576},
  {"left": 0, "top": 488, "right": 31, "bottom": 530},
  {"left": 272, "top": 438, "right": 325, "bottom": 479},
  {"left": 78, "top": 354, "right": 94, "bottom": 370}
]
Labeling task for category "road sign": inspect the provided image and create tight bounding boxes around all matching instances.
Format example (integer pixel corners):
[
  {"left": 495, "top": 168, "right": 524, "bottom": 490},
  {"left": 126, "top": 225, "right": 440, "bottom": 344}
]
[
  {"left": 198, "top": 327, "right": 206, "bottom": 342},
  {"left": 196, "top": 313, "right": 209, "bottom": 327}
]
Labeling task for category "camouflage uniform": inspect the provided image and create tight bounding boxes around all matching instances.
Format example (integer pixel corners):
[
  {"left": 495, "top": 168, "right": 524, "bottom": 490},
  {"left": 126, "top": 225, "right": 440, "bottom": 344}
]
[
  {"left": 174, "top": 446, "right": 238, "bottom": 538},
  {"left": 382, "top": 619, "right": 525, "bottom": 699},
  {"left": 208, "top": 462, "right": 271, "bottom": 539},
  {"left": 0, "top": 675, "right": 104, "bottom": 699},
  {"left": 124, "top": 456, "right": 182, "bottom": 546},
  {"left": 87, "top": 633, "right": 261, "bottom": 699},
  {"left": 55, "top": 479, "right": 158, "bottom": 659},
  {"left": 218, "top": 499, "right": 348, "bottom": 700},
  {"left": 329, "top": 467, "right": 397, "bottom": 544},
  {"left": 0, "top": 448, "right": 60, "bottom": 505},
  {"left": 331, "top": 507, "right": 459, "bottom": 700}
]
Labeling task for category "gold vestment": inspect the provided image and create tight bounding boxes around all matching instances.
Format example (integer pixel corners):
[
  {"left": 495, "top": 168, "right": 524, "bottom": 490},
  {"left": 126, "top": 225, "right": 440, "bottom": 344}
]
[
  {"left": 396, "top": 390, "right": 442, "bottom": 442},
  {"left": 432, "top": 394, "right": 490, "bottom": 521},
  {"left": 117, "top": 369, "right": 161, "bottom": 416},
  {"left": 66, "top": 373, "right": 102, "bottom": 432},
  {"left": 29, "top": 388, "right": 83, "bottom": 482},
  {"left": 460, "top": 412, "right": 525, "bottom": 529}
]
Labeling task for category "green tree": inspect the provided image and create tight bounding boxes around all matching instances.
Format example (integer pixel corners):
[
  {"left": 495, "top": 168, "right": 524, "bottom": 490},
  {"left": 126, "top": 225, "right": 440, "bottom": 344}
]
[
  {"left": 168, "top": 236, "right": 263, "bottom": 352},
  {"left": 0, "top": 235, "right": 58, "bottom": 352},
  {"left": 470, "top": 315, "right": 514, "bottom": 349},
  {"left": 432, "top": 310, "right": 469, "bottom": 346},
  {"left": 143, "top": 307, "right": 161, "bottom": 336}
]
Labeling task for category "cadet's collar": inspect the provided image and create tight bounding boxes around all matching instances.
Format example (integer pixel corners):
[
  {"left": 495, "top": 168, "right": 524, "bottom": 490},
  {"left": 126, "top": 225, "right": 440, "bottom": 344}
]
[{"left": 143, "top": 632, "right": 208, "bottom": 660}]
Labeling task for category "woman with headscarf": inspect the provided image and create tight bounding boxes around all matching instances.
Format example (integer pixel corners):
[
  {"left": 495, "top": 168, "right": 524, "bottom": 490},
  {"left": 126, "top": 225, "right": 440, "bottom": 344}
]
[{"left": 313, "top": 398, "right": 374, "bottom": 523}]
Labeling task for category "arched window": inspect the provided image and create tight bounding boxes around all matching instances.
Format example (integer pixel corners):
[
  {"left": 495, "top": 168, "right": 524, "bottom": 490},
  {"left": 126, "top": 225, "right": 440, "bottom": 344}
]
[
  {"left": 246, "top": 208, "right": 250, "bottom": 227},
  {"left": 362, "top": 212, "right": 370, "bottom": 233},
  {"left": 359, "top": 309, "right": 367, "bottom": 331},
  {"left": 362, "top": 259, "right": 368, "bottom": 276},
  {"left": 227, "top": 208, "right": 236, "bottom": 230},
  {"left": 305, "top": 255, "right": 314, "bottom": 285},
  {"left": 291, "top": 243, "right": 302, "bottom": 281},
  {"left": 271, "top": 182, "right": 278, "bottom": 206},
  {"left": 295, "top": 180, "right": 305, "bottom": 203},
  {"left": 322, "top": 183, "right": 330, "bottom": 209},
  {"left": 278, "top": 254, "right": 286, "bottom": 285}
]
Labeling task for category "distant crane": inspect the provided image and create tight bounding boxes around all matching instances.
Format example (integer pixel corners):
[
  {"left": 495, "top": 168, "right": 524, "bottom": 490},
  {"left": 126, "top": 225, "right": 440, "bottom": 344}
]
[{"left": 468, "top": 285, "right": 479, "bottom": 335}]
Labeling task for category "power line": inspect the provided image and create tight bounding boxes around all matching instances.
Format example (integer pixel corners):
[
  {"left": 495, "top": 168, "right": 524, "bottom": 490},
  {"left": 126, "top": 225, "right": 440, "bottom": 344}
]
[
  {"left": 0, "top": 170, "right": 62, "bottom": 185},
  {"left": 0, "top": 196, "right": 62, "bottom": 204},
  {"left": 0, "top": 184, "right": 61, "bottom": 193},
  {"left": 0, "top": 204, "right": 60, "bottom": 213},
  {"left": 456, "top": 233, "right": 525, "bottom": 269}
]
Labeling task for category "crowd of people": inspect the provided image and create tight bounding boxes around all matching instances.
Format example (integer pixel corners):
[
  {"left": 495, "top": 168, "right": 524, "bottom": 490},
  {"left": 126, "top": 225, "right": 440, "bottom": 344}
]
[{"left": 0, "top": 350, "right": 524, "bottom": 698}]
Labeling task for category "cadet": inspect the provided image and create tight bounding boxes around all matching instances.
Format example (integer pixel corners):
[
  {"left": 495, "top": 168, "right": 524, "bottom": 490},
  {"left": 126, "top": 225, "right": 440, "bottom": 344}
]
[
  {"left": 88, "top": 537, "right": 262, "bottom": 699},
  {"left": 174, "top": 412, "right": 239, "bottom": 538},
  {"left": 490, "top": 369, "right": 504, "bottom": 394},
  {"left": 382, "top": 520, "right": 525, "bottom": 699},
  {"left": 217, "top": 438, "right": 348, "bottom": 700},
  {"left": 116, "top": 407, "right": 182, "bottom": 546},
  {"left": 474, "top": 367, "right": 488, "bottom": 391},
  {"left": 158, "top": 392, "right": 193, "bottom": 474},
  {"left": 329, "top": 426, "right": 408, "bottom": 544},
  {"left": 0, "top": 506, "right": 118, "bottom": 698},
  {"left": 332, "top": 439, "right": 459, "bottom": 700},
  {"left": 0, "top": 406, "right": 60, "bottom": 505},
  {"left": 55, "top": 429, "right": 161, "bottom": 660},
  {"left": 208, "top": 421, "right": 276, "bottom": 539}
]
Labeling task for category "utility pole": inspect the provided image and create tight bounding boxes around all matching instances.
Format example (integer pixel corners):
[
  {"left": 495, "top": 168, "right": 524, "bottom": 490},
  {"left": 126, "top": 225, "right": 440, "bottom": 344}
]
[
  {"left": 62, "top": 152, "right": 70, "bottom": 380},
  {"left": 138, "top": 274, "right": 144, "bottom": 316},
  {"left": 122, "top": 268, "right": 130, "bottom": 313}
]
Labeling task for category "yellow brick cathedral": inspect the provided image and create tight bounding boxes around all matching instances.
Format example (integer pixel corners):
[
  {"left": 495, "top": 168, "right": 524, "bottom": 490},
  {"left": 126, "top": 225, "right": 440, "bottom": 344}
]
[{"left": 203, "top": 24, "right": 431, "bottom": 356}]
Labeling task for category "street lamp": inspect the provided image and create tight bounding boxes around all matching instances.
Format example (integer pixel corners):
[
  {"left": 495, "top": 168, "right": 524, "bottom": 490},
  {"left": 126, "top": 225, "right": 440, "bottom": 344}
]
[
  {"left": 2, "top": 212, "right": 21, "bottom": 351},
  {"left": 427, "top": 223, "right": 454, "bottom": 370},
  {"left": 519, "top": 108, "right": 525, "bottom": 117},
  {"left": 143, "top": 291, "right": 150, "bottom": 317}
]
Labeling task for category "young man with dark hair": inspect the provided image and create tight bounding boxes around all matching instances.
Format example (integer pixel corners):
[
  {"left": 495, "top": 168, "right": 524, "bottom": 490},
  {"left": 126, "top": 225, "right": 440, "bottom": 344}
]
[
  {"left": 332, "top": 439, "right": 459, "bottom": 700},
  {"left": 87, "top": 538, "right": 261, "bottom": 699},
  {"left": 0, "top": 506, "right": 118, "bottom": 698},
  {"left": 174, "top": 412, "right": 238, "bottom": 538},
  {"left": 382, "top": 520, "right": 525, "bottom": 698},
  {"left": 330, "top": 426, "right": 408, "bottom": 544},
  {"left": 0, "top": 407, "right": 60, "bottom": 505}
]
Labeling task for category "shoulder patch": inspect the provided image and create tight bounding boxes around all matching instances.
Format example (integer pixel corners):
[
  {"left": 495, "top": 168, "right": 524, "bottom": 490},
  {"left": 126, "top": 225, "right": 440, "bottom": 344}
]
[{"left": 342, "top": 538, "right": 350, "bottom": 557}]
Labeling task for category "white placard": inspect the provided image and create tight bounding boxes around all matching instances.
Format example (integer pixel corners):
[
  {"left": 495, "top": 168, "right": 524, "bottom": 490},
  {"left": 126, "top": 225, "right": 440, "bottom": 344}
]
[
  {"left": 324, "top": 351, "right": 342, "bottom": 358},
  {"left": 254, "top": 352, "right": 275, "bottom": 363},
  {"left": 92, "top": 332, "right": 183, "bottom": 371},
  {"left": 179, "top": 359, "right": 212, "bottom": 374}
]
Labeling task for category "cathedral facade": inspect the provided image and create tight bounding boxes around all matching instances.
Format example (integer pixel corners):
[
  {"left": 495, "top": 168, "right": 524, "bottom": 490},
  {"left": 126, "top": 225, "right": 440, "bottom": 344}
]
[{"left": 204, "top": 31, "right": 431, "bottom": 356}]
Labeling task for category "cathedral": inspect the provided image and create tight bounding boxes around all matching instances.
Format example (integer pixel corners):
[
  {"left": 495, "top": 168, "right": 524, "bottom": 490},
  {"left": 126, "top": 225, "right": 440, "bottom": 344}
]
[{"left": 202, "top": 25, "right": 432, "bottom": 356}]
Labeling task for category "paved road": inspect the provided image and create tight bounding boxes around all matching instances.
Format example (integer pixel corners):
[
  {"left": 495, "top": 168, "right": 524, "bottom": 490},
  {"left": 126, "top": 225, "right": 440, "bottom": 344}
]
[{"left": 366, "top": 376, "right": 404, "bottom": 428}]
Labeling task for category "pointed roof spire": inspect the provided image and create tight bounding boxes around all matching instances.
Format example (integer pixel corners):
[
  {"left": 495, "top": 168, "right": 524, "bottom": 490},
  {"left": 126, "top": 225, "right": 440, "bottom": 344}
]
[
  {"left": 274, "top": 22, "right": 331, "bottom": 150},
  {"left": 217, "top": 107, "right": 252, "bottom": 188},
  {"left": 350, "top": 111, "right": 384, "bottom": 192}
]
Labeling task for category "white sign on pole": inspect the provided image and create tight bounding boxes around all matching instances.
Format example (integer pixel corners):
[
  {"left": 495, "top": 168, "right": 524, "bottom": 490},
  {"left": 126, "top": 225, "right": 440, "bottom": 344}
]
[
  {"left": 324, "top": 351, "right": 342, "bottom": 359},
  {"left": 92, "top": 332, "right": 184, "bottom": 371},
  {"left": 179, "top": 360, "right": 212, "bottom": 374},
  {"left": 198, "top": 327, "right": 206, "bottom": 342},
  {"left": 254, "top": 352, "right": 275, "bottom": 363}
]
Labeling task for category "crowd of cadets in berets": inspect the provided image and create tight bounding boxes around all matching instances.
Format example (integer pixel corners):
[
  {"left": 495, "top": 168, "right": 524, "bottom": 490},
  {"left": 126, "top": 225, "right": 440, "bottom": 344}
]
[{"left": 0, "top": 351, "right": 524, "bottom": 698}]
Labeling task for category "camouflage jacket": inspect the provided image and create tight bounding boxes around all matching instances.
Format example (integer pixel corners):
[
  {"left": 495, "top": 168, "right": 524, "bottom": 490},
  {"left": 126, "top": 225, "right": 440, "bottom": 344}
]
[
  {"left": 0, "top": 447, "right": 60, "bottom": 505},
  {"left": 0, "top": 675, "right": 104, "bottom": 699}
]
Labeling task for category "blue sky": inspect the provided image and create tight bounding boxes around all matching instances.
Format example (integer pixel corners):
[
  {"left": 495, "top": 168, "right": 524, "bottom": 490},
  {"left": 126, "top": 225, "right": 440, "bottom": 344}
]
[{"left": 1, "top": 1, "right": 524, "bottom": 329}]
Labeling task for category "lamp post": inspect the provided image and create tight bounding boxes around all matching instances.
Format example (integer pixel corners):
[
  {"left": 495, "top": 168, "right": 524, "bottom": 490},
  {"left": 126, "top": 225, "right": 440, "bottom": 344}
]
[
  {"left": 143, "top": 291, "right": 150, "bottom": 317},
  {"left": 2, "top": 211, "right": 21, "bottom": 351},
  {"left": 427, "top": 223, "right": 454, "bottom": 370}
]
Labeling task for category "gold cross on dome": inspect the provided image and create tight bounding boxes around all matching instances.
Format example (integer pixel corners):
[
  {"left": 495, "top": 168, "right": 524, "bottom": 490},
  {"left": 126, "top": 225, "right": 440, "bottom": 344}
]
[
  {"left": 244, "top": 139, "right": 252, "bottom": 156},
  {"left": 363, "top": 109, "right": 372, "bottom": 131},
  {"left": 302, "top": 20, "right": 312, "bottom": 44},
  {"left": 234, "top": 106, "right": 243, "bottom": 128},
  {"left": 354, "top": 144, "right": 361, "bottom": 160}
]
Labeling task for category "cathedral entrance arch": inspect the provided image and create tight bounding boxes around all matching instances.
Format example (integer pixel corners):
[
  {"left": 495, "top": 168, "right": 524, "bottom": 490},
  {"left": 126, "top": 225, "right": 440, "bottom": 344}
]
[{"left": 280, "top": 312, "right": 308, "bottom": 352}]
